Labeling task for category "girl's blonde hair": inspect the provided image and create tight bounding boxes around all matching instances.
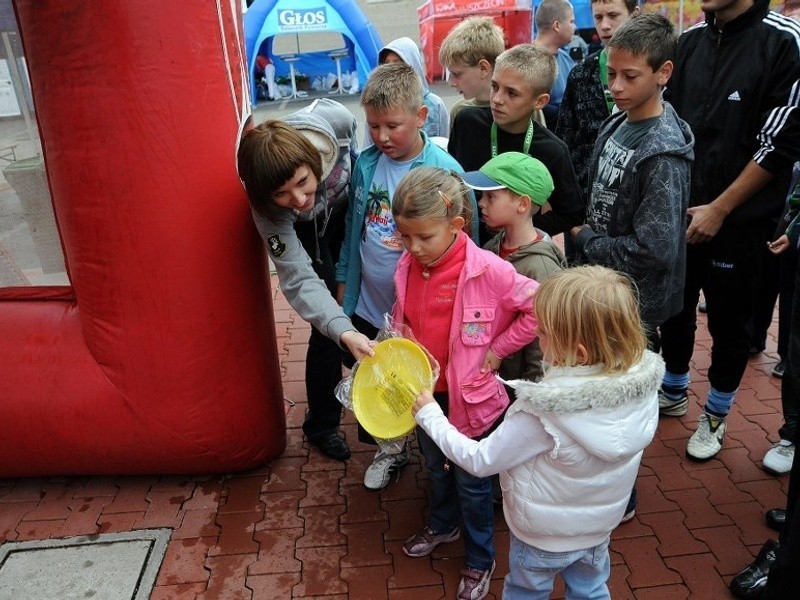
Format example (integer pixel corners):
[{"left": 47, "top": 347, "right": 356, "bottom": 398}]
[
  {"left": 535, "top": 265, "right": 647, "bottom": 373},
  {"left": 391, "top": 167, "right": 473, "bottom": 236}
]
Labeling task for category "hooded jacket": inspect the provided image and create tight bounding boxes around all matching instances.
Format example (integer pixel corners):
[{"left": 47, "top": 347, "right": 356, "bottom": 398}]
[
  {"left": 554, "top": 50, "right": 610, "bottom": 198},
  {"left": 335, "top": 131, "right": 472, "bottom": 317},
  {"left": 393, "top": 233, "right": 539, "bottom": 439},
  {"left": 666, "top": 0, "right": 800, "bottom": 222},
  {"left": 574, "top": 102, "right": 695, "bottom": 327},
  {"left": 484, "top": 232, "right": 567, "bottom": 382},
  {"left": 502, "top": 350, "right": 663, "bottom": 552},
  {"left": 377, "top": 37, "right": 449, "bottom": 139},
  {"left": 249, "top": 98, "right": 358, "bottom": 344}
]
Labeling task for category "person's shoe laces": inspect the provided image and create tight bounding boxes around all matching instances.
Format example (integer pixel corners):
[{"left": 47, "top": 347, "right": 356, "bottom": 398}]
[{"left": 364, "top": 445, "right": 409, "bottom": 491}]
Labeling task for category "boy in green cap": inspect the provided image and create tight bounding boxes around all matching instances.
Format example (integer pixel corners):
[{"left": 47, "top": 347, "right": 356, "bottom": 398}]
[{"left": 462, "top": 152, "right": 567, "bottom": 383}]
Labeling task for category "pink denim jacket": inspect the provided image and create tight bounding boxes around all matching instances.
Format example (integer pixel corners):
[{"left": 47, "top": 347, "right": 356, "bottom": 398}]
[{"left": 393, "top": 233, "right": 539, "bottom": 438}]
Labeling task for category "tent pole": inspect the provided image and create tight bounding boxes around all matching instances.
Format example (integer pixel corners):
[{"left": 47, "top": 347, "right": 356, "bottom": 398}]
[{"left": 2, "top": 32, "right": 38, "bottom": 156}]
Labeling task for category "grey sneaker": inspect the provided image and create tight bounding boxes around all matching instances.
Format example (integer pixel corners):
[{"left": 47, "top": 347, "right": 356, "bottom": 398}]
[
  {"left": 364, "top": 445, "right": 410, "bottom": 491},
  {"left": 458, "top": 561, "right": 496, "bottom": 600},
  {"left": 402, "top": 525, "right": 460, "bottom": 557},
  {"left": 763, "top": 439, "right": 795, "bottom": 475},
  {"left": 658, "top": 388, "right": 688, "bottom": 417},
  {"left": 686, "top": 413, "right": 726, "bottom": 461}
]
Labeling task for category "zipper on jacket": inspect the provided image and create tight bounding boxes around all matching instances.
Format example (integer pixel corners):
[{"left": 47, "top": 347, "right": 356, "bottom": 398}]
[{"left": 699, "top": 26, "right": 724, "bottom": 135}]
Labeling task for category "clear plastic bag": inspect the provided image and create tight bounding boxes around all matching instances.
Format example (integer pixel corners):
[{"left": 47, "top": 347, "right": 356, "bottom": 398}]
[{"left": 336, "top": 314, "right": 439, "bottom": 452}]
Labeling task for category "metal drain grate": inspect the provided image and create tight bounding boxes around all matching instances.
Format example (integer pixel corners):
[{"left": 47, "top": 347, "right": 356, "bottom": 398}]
[{"left": 0, "top": 529, "right": 171, "bottom": 600}]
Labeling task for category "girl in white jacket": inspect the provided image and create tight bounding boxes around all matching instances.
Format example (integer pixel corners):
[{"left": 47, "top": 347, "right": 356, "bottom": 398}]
[{"left": 413, "top": 265, "right": 663, "bottom": 599}]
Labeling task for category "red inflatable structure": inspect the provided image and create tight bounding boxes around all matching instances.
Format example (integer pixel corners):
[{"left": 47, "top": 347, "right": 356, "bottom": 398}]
[{"left": 0, "top": 1, "right": 286, "bottom": 476}]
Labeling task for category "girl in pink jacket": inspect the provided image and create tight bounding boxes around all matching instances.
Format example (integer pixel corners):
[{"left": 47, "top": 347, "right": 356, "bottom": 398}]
[{"left": 391, "top": 167, "right": 538, "bottom": 600}]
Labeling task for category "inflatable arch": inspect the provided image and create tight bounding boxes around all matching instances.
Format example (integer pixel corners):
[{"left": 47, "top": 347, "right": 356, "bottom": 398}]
[
  {"left": 0, "top": 0, "right": 286, "bottom": 476},
  {"left": 244, "top": 0, "right": 382, "bottom": 105}
]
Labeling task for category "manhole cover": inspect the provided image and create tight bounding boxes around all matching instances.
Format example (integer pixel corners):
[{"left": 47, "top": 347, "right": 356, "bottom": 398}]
[{"left": 0, "top": 529, "right": 171, "bottom": 599}]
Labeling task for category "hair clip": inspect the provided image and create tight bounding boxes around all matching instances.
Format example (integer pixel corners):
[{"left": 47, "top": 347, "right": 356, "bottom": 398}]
[{"left": 438, "top": 190, "right": 453, "bottom": 210}]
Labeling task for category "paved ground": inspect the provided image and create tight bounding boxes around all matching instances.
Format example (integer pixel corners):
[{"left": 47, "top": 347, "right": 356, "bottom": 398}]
[{"left": 0, "top": 274, "right": 789, "bottom": 599}]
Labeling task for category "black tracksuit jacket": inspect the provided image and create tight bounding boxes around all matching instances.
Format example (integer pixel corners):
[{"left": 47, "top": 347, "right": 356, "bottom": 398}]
[{"left": 666, "top": 0, "right": 800, "bottom": 223}]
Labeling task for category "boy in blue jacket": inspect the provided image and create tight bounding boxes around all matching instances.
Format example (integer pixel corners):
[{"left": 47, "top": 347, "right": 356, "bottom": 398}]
[{"left": 335, "top": 62, "right": 477, "bottom": 491}]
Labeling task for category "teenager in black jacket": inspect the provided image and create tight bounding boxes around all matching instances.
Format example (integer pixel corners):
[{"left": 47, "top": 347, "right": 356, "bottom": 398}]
[{"left": 657, "top": 0, "right": 800, "bottom": 462}]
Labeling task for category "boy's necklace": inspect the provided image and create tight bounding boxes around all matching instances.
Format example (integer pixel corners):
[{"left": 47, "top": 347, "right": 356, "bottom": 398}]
[{"left": 491, "top": 120, "right": 534, "bottom": 157}]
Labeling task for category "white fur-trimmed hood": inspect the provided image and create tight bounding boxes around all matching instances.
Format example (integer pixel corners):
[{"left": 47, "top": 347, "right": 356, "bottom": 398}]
[
  {"left": 506, "top": 350, "right": 663, "bottom": 461},
  {"left": 507, "top": 350, "right": 665, "bottom": 415}
]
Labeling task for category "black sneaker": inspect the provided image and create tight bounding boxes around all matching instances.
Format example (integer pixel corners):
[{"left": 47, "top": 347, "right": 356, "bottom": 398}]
[
  {"left": 729, "top": 539, "right": 779, "bottom": 599},
  {"left": 766, "top": 508, "right": 786, "bottom": 532},
  {"left": 772, "top": 361, "right": 785, "bottom": 378}
]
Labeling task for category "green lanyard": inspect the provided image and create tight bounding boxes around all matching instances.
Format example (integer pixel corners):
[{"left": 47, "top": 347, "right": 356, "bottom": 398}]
[
  {"left": 491, "top": 119, "right": 534, "bottom": 158},
  {"left": 598, "top": 49, "right": 615, "bottom": 113}
]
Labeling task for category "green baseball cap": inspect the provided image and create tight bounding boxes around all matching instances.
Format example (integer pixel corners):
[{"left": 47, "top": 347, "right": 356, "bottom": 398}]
[{"left": 461, "top": 152, "right": 554, "bottom": 206}]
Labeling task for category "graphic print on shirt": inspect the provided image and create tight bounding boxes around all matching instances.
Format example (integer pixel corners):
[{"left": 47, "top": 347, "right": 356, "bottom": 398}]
[
  {"left": 587, "top": 136, "right": 636, "bottom": 235},
  {"left": 364, "top": 183, "right": 403, "bottom": 250}
]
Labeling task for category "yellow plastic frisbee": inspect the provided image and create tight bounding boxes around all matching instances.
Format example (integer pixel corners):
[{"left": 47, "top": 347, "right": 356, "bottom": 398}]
[{"left": 352, "top": 338, "right": 433, "bottom": 439}]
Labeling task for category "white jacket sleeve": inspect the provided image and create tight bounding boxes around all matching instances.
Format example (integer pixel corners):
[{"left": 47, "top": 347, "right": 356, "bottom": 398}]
[{"left": 415, "top": 403, "right": 553, "bottom": 478}]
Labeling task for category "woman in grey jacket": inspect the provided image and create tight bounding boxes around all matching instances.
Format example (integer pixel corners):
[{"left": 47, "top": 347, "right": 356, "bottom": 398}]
[{"left": 237, "top": 99, "right": 374, "bottom": 461}]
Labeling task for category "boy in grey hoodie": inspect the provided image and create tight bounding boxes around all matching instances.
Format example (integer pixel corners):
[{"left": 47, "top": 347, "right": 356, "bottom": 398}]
[
  {"left": 571, "top": 13, "right": 694, "bottom": 344},
  {"left": 237, "top": 99, "right": 374, "bottom": 461}
]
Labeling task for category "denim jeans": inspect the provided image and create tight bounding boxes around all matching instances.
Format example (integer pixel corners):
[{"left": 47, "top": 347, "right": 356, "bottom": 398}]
[
  {"left": 416, "top": 424, "right": 496, "bottom": 571},
  {"left": 503, "top": 533, "right": 611, "bottom": 600}
]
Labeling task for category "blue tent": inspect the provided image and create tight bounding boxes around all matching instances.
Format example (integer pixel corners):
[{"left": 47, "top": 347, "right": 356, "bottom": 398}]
[{"left": 244, "top": 0, "right": 383, "bottom": 104}]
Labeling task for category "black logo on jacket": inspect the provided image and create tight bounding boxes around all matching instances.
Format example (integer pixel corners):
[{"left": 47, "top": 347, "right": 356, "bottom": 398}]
[{"left": 267, "top": 234, "right": 286, "bottom": 257}]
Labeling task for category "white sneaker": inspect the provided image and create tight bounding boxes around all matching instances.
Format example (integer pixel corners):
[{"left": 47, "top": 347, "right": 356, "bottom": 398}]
[
  {"left": 364, "top": 445, "right": 410, "bottom": 491},
  {"left": 658, "top": 388, "right": 688, "bottom": 417},
  {"left": 763, "top": 440, "right": 795, "bottom": 475},
  {"left": 686, "top": 413, "right": 726, "bottom": 461}
]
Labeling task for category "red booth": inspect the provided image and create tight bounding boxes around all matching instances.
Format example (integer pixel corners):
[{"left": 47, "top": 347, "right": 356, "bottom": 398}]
[{"left": 418, "top": 0, "right": 533, "bottom": 83}]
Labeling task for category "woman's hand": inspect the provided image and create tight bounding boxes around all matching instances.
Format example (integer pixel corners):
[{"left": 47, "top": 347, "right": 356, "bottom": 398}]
[
  {"left": 340, "top": 330, "right": 375, "bottom": 361},
  {"left": 412, "top": 389, "right": 435, "bottom": 416}
]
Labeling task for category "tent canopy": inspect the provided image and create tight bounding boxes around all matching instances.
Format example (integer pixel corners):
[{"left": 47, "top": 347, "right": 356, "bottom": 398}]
[{"left": 244, "top": 0, "right": 382, "bottom": 104}]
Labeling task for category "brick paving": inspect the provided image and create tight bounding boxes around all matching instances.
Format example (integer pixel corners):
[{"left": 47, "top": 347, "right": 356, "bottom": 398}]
[{"left": 0, "top": 275, "right": 790, "bottom": 599}]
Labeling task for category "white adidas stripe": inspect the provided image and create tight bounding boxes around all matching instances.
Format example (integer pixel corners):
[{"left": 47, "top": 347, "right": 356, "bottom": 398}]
[
  {"left": 755, "top": 79, "right": 800, "bottom": 162},
  {"left": 765, "top": 11, "right": 800, "bottom": 53},
  {"left": 754, "top": 18, "right": 800, "bottom": 164}
]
